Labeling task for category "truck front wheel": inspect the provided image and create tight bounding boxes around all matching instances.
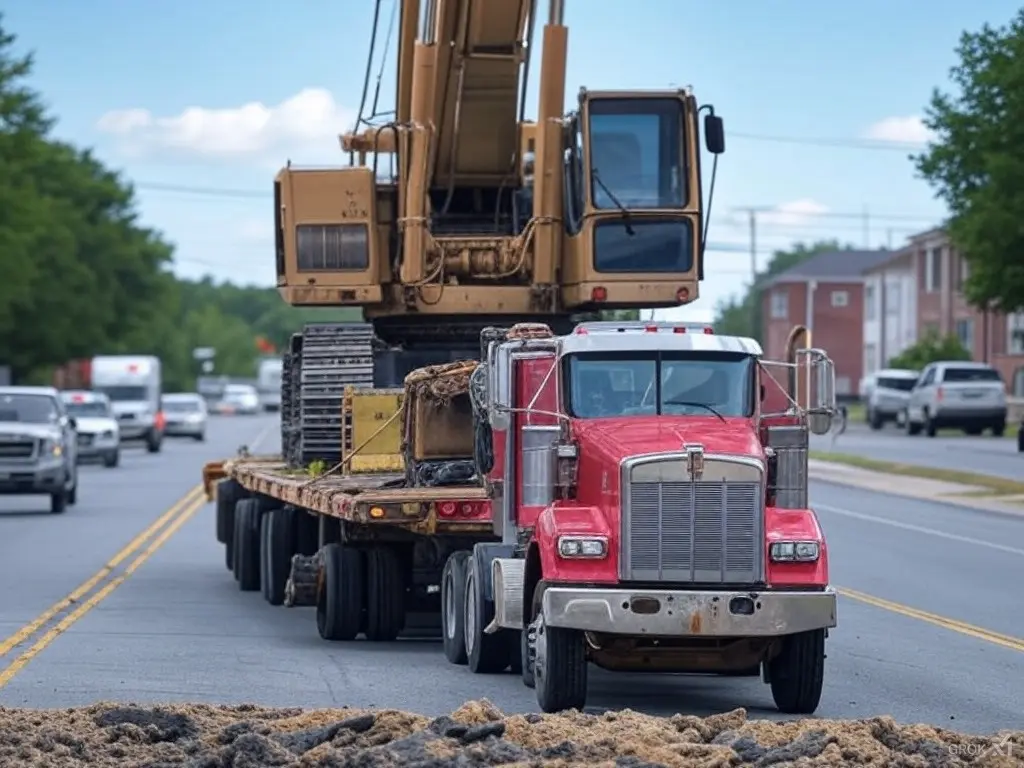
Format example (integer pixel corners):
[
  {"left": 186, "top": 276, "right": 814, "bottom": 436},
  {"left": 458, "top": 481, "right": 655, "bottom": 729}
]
[
  {"left": 316, "top": 544, "right": 364, "bottom": 641},
  {"left": 768, "top": 629, "right": 825, "bottom": 714},
  {"left": 441, "top": 551, "right": 470, "bottom": 664},
  {"left": 464, "top": 556, "right": 512, "bottom": 673},
  {"left": 533, "top": 605, "right": 587, "bottom": 713},
  {"left": 365, "top": 545, "right": 405, "bottom": 641}
]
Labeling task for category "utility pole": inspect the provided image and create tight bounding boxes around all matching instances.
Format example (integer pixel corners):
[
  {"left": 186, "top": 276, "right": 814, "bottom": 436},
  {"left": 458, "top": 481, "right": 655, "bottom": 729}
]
[
  {"left": 862, "top": 206, "right": 870, "bottom": 248},
  {"left": 749, "top": 208, "right": 758, "bottom": 337}
]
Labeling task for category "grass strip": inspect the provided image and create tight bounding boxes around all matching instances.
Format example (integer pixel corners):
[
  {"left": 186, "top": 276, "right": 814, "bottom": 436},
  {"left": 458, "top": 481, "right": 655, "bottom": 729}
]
[{"left": 808, "top": 450, "right": 1024, "bottom": 497}]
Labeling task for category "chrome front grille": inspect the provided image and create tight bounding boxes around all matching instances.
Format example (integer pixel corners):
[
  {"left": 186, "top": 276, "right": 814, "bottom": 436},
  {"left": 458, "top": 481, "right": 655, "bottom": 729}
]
[
  {"left": 0, "top": 438, "right": 37, "bottom": 460},
  {"left": 621, "top": 456, "right": 764, "bottom": 584}
]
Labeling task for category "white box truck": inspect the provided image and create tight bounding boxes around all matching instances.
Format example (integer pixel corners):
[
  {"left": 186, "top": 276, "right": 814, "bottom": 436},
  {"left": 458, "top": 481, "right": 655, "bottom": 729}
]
[{"left": 90, "top": 355, "right": 164, "bottom": 453}]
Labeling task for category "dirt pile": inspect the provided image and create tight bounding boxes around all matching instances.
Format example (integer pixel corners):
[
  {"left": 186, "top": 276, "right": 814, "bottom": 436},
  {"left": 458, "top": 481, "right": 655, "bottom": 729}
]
[{"left": 0, "top": 699, "right": 1020, "bottom": 767}]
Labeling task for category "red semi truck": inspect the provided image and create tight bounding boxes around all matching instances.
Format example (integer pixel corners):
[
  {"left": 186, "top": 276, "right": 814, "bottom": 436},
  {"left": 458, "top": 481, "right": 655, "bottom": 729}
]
[{"left": 445, "top": 320, "right": 838, "bottom": 714}]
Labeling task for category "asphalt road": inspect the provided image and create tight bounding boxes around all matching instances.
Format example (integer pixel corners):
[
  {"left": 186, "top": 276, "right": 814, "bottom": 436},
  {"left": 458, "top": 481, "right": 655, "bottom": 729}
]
[
  {"left": 0, "top": 414, "right": 1021, "bottom": 737},
  {"left": 811, "top": 420, "right": 1023, "bottom": 481}
]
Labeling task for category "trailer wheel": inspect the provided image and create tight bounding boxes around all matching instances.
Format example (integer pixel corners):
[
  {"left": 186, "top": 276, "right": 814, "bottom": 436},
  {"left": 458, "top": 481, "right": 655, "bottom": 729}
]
[
  {"left": 533, "top": 611, "right": 587, "bottom": 712},
  {"left": 260, "top": 506, "right": 296, "bottom": 606},
  {"left": 234, "top": 498, "right": 261, "bottom": 592},
  {"left": 464, "top": 556, "right": 511, "bottom": 673},
  {"left": 365, "top": 546, "right": 406, "bottom": 642},
  {"left": 441, "top": 551, "right": 470, "bottom": 664},
  {"left": 768, "top": 629, "right": 825, "bottom": 714},
  {"left": 216, "top": 480, "right": 242, "bottom": 545},
  {"left": 316, "top": 544, "right": 364, "bottom": 641}
]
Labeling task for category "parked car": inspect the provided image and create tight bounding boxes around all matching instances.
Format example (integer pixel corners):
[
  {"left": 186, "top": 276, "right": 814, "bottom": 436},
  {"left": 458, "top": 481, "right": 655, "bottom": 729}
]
[
  {"left": 60, "top": 390, "right": 120, "bottom": 467},
  {"left": 0, "top": 386, "right": 79, "bottom": 513},
  {"left": 865, "top": 368, "right": 919, "bottom": 430},
  {"left": 219, "top": 384, "right": 260, "bottom": 415},
  {"left": 161, "top": 393, "right": 208, "bottom": 441},
  {"left": 904, "top": 361, "right": 1007, "bottom": 437}
]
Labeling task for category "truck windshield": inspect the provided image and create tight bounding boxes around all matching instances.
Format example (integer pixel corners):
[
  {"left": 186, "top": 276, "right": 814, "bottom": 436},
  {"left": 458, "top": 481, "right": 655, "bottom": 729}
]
[
  {"left": 565, "top": 352, "right": 755, "bottom": 419},
  {"left": 0, "top": 394, "right": 60, "bottom": 424},
  {"left": 65, "top": 401, "right": 111, "bottom": 417},
  {"left": 95, "top": 385, "right": 148, "bottom": 402}
]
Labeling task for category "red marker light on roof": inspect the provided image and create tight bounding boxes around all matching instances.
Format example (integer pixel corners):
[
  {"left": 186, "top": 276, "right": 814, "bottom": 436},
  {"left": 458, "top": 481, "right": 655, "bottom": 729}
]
[
  {"left": 72, "top": 394, "right": 85, "bottom": 402},
  {"left": 644, "top": 325, "right": 658, "bottom": 332},
  {"left": 704, "top": 327, "right": 714, "bottom": 334},
  {"left": 574, "top": 326, "right": 588, "bottom": 334},
  {"left": 128, "top": 364, "right": 138, "bottom": 373},
  {"left": 673, "top": 326, "right": 687, "bottom": 333}
]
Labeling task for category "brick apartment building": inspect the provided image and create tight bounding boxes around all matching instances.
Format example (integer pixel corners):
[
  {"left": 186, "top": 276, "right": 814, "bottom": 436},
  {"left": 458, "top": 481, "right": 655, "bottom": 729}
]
[
  {"left": 891, "top": 228, "right": 1024, "bottom": 395},
  {"left": 760, "top": 250, "right": 895, "bottom": 397}
]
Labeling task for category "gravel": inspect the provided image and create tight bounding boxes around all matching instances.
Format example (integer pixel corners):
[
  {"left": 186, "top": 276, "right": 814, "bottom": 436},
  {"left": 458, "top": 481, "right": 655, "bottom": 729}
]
[{"left": 1, "top": 698, "right": 1021, "bottom": 767}]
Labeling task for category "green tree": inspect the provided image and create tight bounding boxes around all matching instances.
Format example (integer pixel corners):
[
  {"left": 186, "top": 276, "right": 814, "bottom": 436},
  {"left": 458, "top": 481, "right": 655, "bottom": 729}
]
[
  {"left": 915, "top": 9, "right": 1024, "bottom": 313},
  {"left": 713, "top": 240, "right": 853, "bottom": 341},
  {"left": 887, "top": 329, "right": 971, "bottom": 370}
]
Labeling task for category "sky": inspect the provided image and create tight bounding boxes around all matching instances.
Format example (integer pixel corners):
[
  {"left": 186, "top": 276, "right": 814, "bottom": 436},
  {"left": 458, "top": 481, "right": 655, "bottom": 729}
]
[{"left": 5, "top": 0, "right": 1021, "bottom": 325}]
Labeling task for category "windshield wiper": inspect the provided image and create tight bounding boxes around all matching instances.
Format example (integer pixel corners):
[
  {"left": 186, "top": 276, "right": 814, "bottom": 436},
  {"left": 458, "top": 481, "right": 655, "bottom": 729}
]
[
  {"left": 661, "top": 400, "right": 727, "bottom": 423},
  {"left": 591, "top": 169, "right": 635, "bottom": 235}
]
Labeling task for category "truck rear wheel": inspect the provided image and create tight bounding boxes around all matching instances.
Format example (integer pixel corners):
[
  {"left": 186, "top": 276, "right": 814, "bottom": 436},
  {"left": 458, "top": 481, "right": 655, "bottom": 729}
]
[
  {"left": 260, "top": 506, "right": 295, "bottom": 606},
  {"left": 441, "top": 551, "right": 470, "bottom": 664},
  {"left": 234, "top": 498, "right": 261, "bottom": 592},
  {"left": 533, "top": 588, "right": 587, "bottom": 712},
  {"left": 216, "top": 480, "right": 243, "bottom": 545},
  {"left": 768, "top": 629, "right": 825, "bottom": 714},
  {"left": 463, "top": 556, "right": 511, "bottom": 673},
  {"left": 365, "top": 546, "right": 406, "bottom": 641},
  {"left": 146, "top": 430, "right": 162, "bottom": 453},
  {"left": 317, "top": 544, "right": 364, "bottom": 641}
]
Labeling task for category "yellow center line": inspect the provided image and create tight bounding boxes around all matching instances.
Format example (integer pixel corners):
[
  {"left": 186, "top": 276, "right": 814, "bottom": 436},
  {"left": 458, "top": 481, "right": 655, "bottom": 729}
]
[
  {"left": 0, "top": 492, "right": 208, "bottom": 688},
  {"left": 0, "top": 483, "right": 203, "bottom": 660},
  {"left": 837, "top": 587, "right": 1024, "bottom": 653}
]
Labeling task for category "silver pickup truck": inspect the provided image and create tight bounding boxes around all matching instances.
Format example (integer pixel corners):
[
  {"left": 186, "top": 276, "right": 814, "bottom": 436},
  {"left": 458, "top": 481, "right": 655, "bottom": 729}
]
[{"left": 0, "top": 386, "right": 79, "bottom": 513}]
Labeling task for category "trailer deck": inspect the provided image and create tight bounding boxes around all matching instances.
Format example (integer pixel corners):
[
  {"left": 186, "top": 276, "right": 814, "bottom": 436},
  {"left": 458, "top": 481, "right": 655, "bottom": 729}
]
[{"left": 206, "top": 456, "right": 491, "bottom": 535}]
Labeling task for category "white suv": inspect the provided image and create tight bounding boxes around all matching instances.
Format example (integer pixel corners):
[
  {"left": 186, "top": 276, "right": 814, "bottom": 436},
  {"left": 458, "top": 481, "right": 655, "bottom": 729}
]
[
  {"left": 866, "top": 368, "right": 919, "bottom": 430},
  {"left": 904, "top": 361, "right": 1007, "bottom": 437}
]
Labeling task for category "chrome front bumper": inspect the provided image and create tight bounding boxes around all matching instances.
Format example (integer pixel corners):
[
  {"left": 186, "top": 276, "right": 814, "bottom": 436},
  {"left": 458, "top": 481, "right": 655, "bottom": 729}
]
[{"left": 542, "top": 587, "right": 837, "bottom": 637}]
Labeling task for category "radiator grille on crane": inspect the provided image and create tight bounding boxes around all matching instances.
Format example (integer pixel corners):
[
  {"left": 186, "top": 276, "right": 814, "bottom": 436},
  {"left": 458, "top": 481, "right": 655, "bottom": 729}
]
[
  {"left": 621, "top": 461, "right": 764, "bottom": 584},
  {"left": 295, "top": 224, "right": 369, "bottom": 271}
]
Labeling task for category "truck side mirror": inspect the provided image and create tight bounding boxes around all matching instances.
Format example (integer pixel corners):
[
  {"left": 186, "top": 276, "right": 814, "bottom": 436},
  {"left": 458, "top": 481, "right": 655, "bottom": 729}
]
[
  {"left": 704, "top": 114, "right": 725, "bottom": 155},
  {"left": 802, "top": 349, "right": 836, "bottom": 435}
]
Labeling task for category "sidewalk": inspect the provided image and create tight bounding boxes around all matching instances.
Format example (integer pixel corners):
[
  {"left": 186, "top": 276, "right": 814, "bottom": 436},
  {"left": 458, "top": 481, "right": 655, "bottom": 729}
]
[{"left": 808, "top": 459, "right": 1024, "bottom": 516}]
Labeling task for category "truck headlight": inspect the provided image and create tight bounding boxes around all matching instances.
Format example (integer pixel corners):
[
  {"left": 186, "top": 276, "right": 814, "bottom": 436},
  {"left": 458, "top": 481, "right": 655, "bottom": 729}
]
[
  {"left": 101, "top": 430, "right": 116, "bottom": 439},
  {"left": 42, "top": 438, "right": 63, "bottom": 457},
  {"left": 770, "top": 541, "right": 820, "bottom": 562},
  {"left": 558, "top": 536, "right": 607, "bottom": 559}
]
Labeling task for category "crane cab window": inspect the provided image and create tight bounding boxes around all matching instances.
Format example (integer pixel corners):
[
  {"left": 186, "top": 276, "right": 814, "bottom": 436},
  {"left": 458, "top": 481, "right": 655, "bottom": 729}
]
[
  {"left": 587, "top": 98, "right": 686, "bottom": 210},
  {"left": 564, "top": 352, "right": 755, "bottom": 419}
]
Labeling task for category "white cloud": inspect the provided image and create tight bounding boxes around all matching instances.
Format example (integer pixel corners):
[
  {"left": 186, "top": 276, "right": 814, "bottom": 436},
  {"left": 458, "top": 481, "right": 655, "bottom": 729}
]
[
  {"left": 96, "top": 88, "right": 356, "bottom": 163},
  {"left": 863, "top": 116, "right": 935, "bottom": 145}
]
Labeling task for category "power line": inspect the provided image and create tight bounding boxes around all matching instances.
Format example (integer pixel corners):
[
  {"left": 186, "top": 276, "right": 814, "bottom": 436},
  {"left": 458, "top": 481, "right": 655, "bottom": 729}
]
[
  {"left": 731, "top": 205, "right": 938, "bottom": 223},
  {"left": 730, "top": 131, "right": 926, "bottom": 153}
]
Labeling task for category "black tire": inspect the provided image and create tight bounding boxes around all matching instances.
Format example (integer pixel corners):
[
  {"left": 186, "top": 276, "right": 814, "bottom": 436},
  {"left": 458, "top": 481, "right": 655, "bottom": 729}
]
[
  {"left": 67, "top": 471, "right": 77, "bottom": 506},
  {"left": 769, "top": 629, "right": 826, "bottom": 714},
  {"left": 533, "top": 584, "right": 587, "bottom": 712},
  {"left": 441, "top": 551, "right": 470, "bottom": 664},
  {"left": 317, "top": 544, "right": 365, "bottom": 641},
  {"left": 103, "top": 450, "right": 119, "bottom": 468},
  {"left": 146, "top": 431, "right": 162, "bottom": 453},
  {"left": 194, "top": 432, "right": 206, "bottom": 442},
  {"left": 1017, "top": 428, "right": 1023, "bottom": 452},
  {"left": 868, "top": 410, "right": 883, "bottom": 430},
  {"left": 234, "top": 498, "right": 261, "bottom": 592},
  {"left": 924, "top": 412, "right": 937, "bottom": 437},
  {"left": 992, "top": 422, "right": 1005, "bottom": 437},
  {"left": 521, "top": 586, "right": 542, "bottom": 689},
  {"left": 50, "top": 490, "right": 68, "bottom": 515},
  {"left": 907, "top": 419, "right": 922, "bottom": 436},
  {"left": 464, "top": 556, "right": 512, "bottom": 673},
  {"left": 260, "top": 506, "right": 296, "bottom": 606},
  {"left": 365, "top": 546, "right": 406, "bottom": 641},
  {"left": 216, "top": 480, "right": 243, "bottom": 545}
]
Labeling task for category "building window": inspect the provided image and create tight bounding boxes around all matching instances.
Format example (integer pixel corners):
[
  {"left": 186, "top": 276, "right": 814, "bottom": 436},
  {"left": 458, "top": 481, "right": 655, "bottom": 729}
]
[
  {"left": 770, "top": 290, "right": 788, "bottom": 320},
  {"left": 955, "top": 318, "right": 974, "bottom": 352},
  {"left": 925, "top": 247, "right": 942, "bottom": 293},
  {"left": 1008, "top": 312, "right": 1024, "bottom": 355},
  {"left": 864, "top": 343, "right": 877, "bottom": 376},
  {"left": 831, "top": 290, "right": 849, "bottom": 308},
  {"left": 864, "top": 285, "right": 876, "bottom": 320},
  {"left": 955, "top": 256, "right": 969, "bottom": 292},
  {"left": 886, "top": 281, "right": 901, "bottom": 314}
]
